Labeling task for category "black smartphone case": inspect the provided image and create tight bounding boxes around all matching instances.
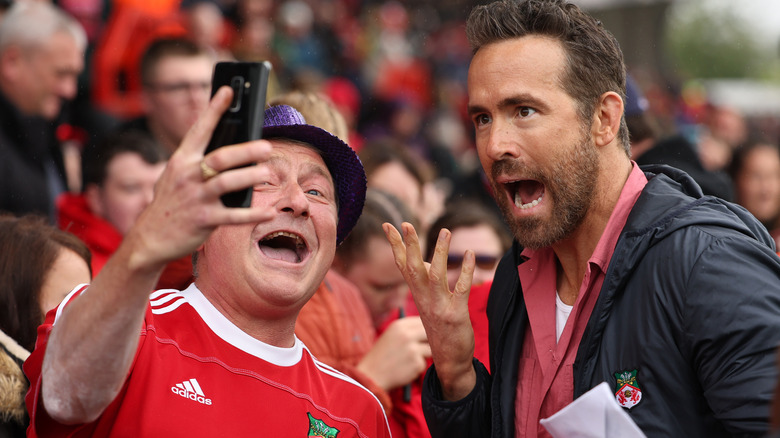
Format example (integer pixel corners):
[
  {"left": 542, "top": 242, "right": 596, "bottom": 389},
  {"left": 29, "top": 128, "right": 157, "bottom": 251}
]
[{"left": 206, "top": 61, "right": 272, "bottom": 208}]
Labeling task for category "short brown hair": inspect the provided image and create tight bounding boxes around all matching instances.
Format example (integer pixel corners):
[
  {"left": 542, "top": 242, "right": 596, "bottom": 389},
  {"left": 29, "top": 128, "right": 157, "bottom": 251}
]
[
  {"left": 82, "top": 129, "right": 168, "bottom": 188},
  {"left": 424, "top": 199, "right": 512, "bottom": 262},
  {"left": 140, "top": 37, "right": 209, "bottom": 88},
  {"left": 466, "top": 0, "right": 630, "bottom": 154},
  {"left": 0, "top": 214, "right": 91, "bottom": 351},
  {"left": 336, "top": 189, "right": 418, "bottom": 266}
]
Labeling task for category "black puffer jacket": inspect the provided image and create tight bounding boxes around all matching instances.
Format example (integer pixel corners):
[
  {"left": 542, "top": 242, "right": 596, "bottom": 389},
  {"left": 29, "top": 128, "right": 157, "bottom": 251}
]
[{"left": 422, "top": 165, "right": 780, "bottom": 437}]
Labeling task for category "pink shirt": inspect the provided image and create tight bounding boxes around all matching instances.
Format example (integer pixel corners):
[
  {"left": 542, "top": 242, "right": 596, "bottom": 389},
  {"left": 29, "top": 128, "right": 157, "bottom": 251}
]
[{"left": 514, "top": 163, "right": 647, "bottom": 437}]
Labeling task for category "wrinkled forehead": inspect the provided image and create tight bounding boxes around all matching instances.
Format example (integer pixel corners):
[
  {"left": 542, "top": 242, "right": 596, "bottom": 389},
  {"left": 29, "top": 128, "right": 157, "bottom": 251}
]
[{"left": 267, "top": 138, "right": 334, "bottom": 183}]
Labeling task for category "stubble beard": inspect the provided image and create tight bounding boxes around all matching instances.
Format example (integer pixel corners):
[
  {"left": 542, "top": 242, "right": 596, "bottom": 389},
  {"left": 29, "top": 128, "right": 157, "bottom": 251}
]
[{"left": 491, "top": 129, "right": 599, "bottom": 250}]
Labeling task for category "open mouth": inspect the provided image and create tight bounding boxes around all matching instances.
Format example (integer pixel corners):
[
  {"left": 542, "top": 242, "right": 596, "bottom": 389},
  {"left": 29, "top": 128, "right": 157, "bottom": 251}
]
[
  {"left": 258, "top": 231, "right": 309, "bottom": 263},
  {"left": 507, "top": 179, "right": 545, "bottom": 210}
]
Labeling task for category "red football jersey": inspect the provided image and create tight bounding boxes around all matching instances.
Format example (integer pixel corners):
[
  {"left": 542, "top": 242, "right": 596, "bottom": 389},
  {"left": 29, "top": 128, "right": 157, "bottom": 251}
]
[{"left": 25, "top": 284, "right": 391, "bottom": 437}]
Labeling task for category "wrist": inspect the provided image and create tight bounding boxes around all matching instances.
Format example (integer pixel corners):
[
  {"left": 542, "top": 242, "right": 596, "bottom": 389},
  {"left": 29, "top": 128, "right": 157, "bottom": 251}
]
[{"left": 436, "top": 360, "right": 476, "bottom": 401}]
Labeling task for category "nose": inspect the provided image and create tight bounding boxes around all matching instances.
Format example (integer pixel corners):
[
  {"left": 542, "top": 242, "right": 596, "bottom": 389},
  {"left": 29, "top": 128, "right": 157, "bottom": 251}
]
[
  {"left": 482, "top": 118, "right": 521, "bottom": 162},
  {"left": 279, "top": 183, "right": 310, "bottom": 218},
  {"left": 59, "top": 76, "right": 79, "bottom": 100}
]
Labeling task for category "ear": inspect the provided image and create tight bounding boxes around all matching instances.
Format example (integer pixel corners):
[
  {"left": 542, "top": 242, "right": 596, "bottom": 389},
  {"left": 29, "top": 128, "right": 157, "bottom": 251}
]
[
  {"left": 84, "top": 184, "right": 105, "bottom": 218},
  {"left": 0, "top": 45, "right": 24, "bottom": 82},
  {"left": 591, "top": 91, "right": 624, "bottom": 148}
]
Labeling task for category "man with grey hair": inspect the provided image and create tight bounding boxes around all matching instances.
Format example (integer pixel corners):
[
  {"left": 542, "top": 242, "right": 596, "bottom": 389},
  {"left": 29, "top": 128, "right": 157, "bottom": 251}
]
[{"left": 0, "top": 1, "right": 86, "bottom": 219}]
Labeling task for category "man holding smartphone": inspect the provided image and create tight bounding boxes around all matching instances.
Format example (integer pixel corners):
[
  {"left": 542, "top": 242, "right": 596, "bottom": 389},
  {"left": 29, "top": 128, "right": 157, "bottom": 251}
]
[{"left": 24, "top": 88, "right": 390, "bottom": 437}]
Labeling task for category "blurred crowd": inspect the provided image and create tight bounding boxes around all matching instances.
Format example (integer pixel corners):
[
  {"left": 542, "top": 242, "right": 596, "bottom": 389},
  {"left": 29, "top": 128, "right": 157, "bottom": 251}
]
[{"left": 2, "top": 0, "right": 780, "bottom": 436}]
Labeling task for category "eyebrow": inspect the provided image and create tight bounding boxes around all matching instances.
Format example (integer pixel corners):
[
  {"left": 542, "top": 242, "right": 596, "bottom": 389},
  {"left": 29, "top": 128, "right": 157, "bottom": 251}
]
[
  {"left": 467, "top": 93, "right": 550, "bottom": 117},
  {"left": 266, "top": 154, "right": 334, "bottom": 186}
]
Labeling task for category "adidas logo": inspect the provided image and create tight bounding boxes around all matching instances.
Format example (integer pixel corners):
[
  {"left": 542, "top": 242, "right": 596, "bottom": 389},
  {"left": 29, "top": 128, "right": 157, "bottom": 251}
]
[{"left": 171, "top": 378, "right": 212, "bottom": 405}]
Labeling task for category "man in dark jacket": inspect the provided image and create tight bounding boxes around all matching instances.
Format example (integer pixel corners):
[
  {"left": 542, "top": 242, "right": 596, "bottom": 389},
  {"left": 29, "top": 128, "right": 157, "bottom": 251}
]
[
  {"left": 0, "top": 2, "right": 86, "bottom": 220},
  {"left": 384, "top": 0, "right": 780, "bottom": 436}
]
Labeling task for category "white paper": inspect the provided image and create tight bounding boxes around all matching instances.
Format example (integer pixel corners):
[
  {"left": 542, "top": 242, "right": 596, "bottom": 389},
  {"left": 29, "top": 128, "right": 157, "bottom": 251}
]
[{"left": 539, "top": 382, "right": 647, "bottom": 438}]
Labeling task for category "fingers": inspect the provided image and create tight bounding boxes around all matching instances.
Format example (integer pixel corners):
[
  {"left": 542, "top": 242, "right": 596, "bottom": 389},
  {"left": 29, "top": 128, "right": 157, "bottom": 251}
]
[
  {"left": 200, "top": 140, "right": 273, "bottom": 197},
  {"left": 429, "top": 228, "right": 451, "bottom": 287},
  {"left": 383, "top": 222, "right": 408, "bottom": 272},
  {"left": 179, "top": 86, "right": 234, "bottom": 156},
  {"left": 202, "top": 140, "right": 272, "bottom": 174},
  {"left": 454, "top": 250, "right": 476, "bottom": 297},
  {"left": 399, "top": 222, "right": 433, "bottom": 289}
]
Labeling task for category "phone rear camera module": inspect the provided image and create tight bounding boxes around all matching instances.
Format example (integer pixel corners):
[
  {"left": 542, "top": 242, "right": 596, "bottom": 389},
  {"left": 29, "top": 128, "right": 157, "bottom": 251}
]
[{"left": 229, "top": 76, "right": 244, "bottom": 112}]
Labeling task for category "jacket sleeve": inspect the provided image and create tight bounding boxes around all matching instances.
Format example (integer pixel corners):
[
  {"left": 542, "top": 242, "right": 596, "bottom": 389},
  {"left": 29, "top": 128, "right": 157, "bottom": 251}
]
[
  {"left": 684, "top": 234, "right": 780, "bottom": 436},
  {"left": 421, "top": 358, "right": 492, "bottom": 437}
]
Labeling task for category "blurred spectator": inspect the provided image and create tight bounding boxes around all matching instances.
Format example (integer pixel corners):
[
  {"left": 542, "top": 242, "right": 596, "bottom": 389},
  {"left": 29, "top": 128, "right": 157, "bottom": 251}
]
[
  {"left": 0, "top": 214, "right": 91, "bottom": 438},
  {"left": 59, "top": 127, "right": 193, "bottom": 290},
  {"left": 322, "top": 76, "right": 365, "bottom": 151},
  {"left": 58, "top": 130, "right": 167, "bottom": 275},
  {"left": 362, "top": 1, "right": 432, "bottom": 111},
  {"left": 227, "top": 0, "right": 282, "bottom": 97},
  {"left": 728, "top": 141, "right": 780, "bottom": 248},
  {"left": 58, "top": 129, "right": 193, "bottom": 289},
  {"left": 272, "top": 0, "right": 330, "bottom": 88},
  {"left": 181, "top": 0, "right": 235, "bottom": 61},
  {"left": 228, "top": 2, "right": 273, "bottom": 63},
  {"left": 706, "top": 104, "right": 749, "bottom": 153},
  {"left": 696, "top": 125, "right": 734, "bottom": 173},
  {"left": 359, "top": 138, "right": 445, "bottom": 237},
  {"left": 116, "top": 36, "right": 215, "bottom": 154},
  {"left": 268, "top": 89, "right": 349, "bottom": 141},
  {"left": 0, "top": 1, "right": 87, "bottom": 220},
  {"left": 629, "top": 78, "right": 735, "bottom": 201},
  {"left": 425, "top": 200, "right": 511, "bottom": 290},
  {"left": 91, "top": 0, "right": 187, "bottom": 104},
  {"left": 90, "top": 0, "right": 187, "bottom": 118},
  {"left": 625, "top": 74, "right": 658, "bottom": 160}
]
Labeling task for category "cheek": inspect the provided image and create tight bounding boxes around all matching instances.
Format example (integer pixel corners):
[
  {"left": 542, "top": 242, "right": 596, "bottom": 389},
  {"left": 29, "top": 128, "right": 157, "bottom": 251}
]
[{"left": 315, "top": 209, "right": 339, "bottom": 243}]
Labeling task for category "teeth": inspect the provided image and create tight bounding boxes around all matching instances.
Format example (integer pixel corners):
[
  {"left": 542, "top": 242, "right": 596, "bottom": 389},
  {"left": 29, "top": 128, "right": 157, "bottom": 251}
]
[
  {"left": 264, "top": 231, "right": 304, "bottom": 246},
  {"left": 515, "top": 193, "right": 543, "bottom": 209}
]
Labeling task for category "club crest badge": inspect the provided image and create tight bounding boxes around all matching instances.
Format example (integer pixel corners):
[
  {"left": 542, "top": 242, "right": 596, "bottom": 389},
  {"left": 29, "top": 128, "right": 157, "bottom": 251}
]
[
  {"left": 307, "top": 412, "right": 340, "bottom": 437},
  {"left": 614, "top": 369, "right": 642, "bottom": 409}
]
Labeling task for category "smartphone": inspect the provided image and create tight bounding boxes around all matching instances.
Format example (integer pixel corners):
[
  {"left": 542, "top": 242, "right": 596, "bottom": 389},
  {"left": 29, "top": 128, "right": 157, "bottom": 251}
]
[{"left": 205, "top": 61, "right": 272, "bottom": 208}]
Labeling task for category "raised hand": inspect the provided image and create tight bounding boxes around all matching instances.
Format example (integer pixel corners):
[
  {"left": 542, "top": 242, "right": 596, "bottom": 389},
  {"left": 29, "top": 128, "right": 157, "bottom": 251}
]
[
  {"left": 125, "top": 85, "right": 274, "bottom": 271},
  {"left": 383, "top": 222, "right": 478, "bottom": 401},
  {"left": 40, "top": 87, "right": 274, "bottom": 424}
]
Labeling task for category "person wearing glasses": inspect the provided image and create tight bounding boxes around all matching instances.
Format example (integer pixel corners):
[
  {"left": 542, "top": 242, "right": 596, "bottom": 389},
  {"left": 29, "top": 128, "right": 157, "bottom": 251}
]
[
  {"left": 425, "top": 200, "right": 511, "bottom": 291},
  {"left": 116, "top": 36, "right": 214, "bottom": 155}
]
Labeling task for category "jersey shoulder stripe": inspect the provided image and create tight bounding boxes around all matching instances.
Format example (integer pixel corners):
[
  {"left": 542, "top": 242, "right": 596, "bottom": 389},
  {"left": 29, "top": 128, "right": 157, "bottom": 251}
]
[
  {"left": 150, "top": 290, "right": 188, "bottom": 315},
  {"left": 53, "top": 284, "right": 89, "bottom": 324}
]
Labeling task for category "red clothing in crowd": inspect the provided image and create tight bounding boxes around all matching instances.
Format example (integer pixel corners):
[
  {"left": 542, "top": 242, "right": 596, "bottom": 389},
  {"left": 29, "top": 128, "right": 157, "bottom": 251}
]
[
  {"left": 57, "top": 192, "right": 193, "bottom": 290},
  {"left": 57, "top": 192, "right": 121, "bottom": 274}
]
